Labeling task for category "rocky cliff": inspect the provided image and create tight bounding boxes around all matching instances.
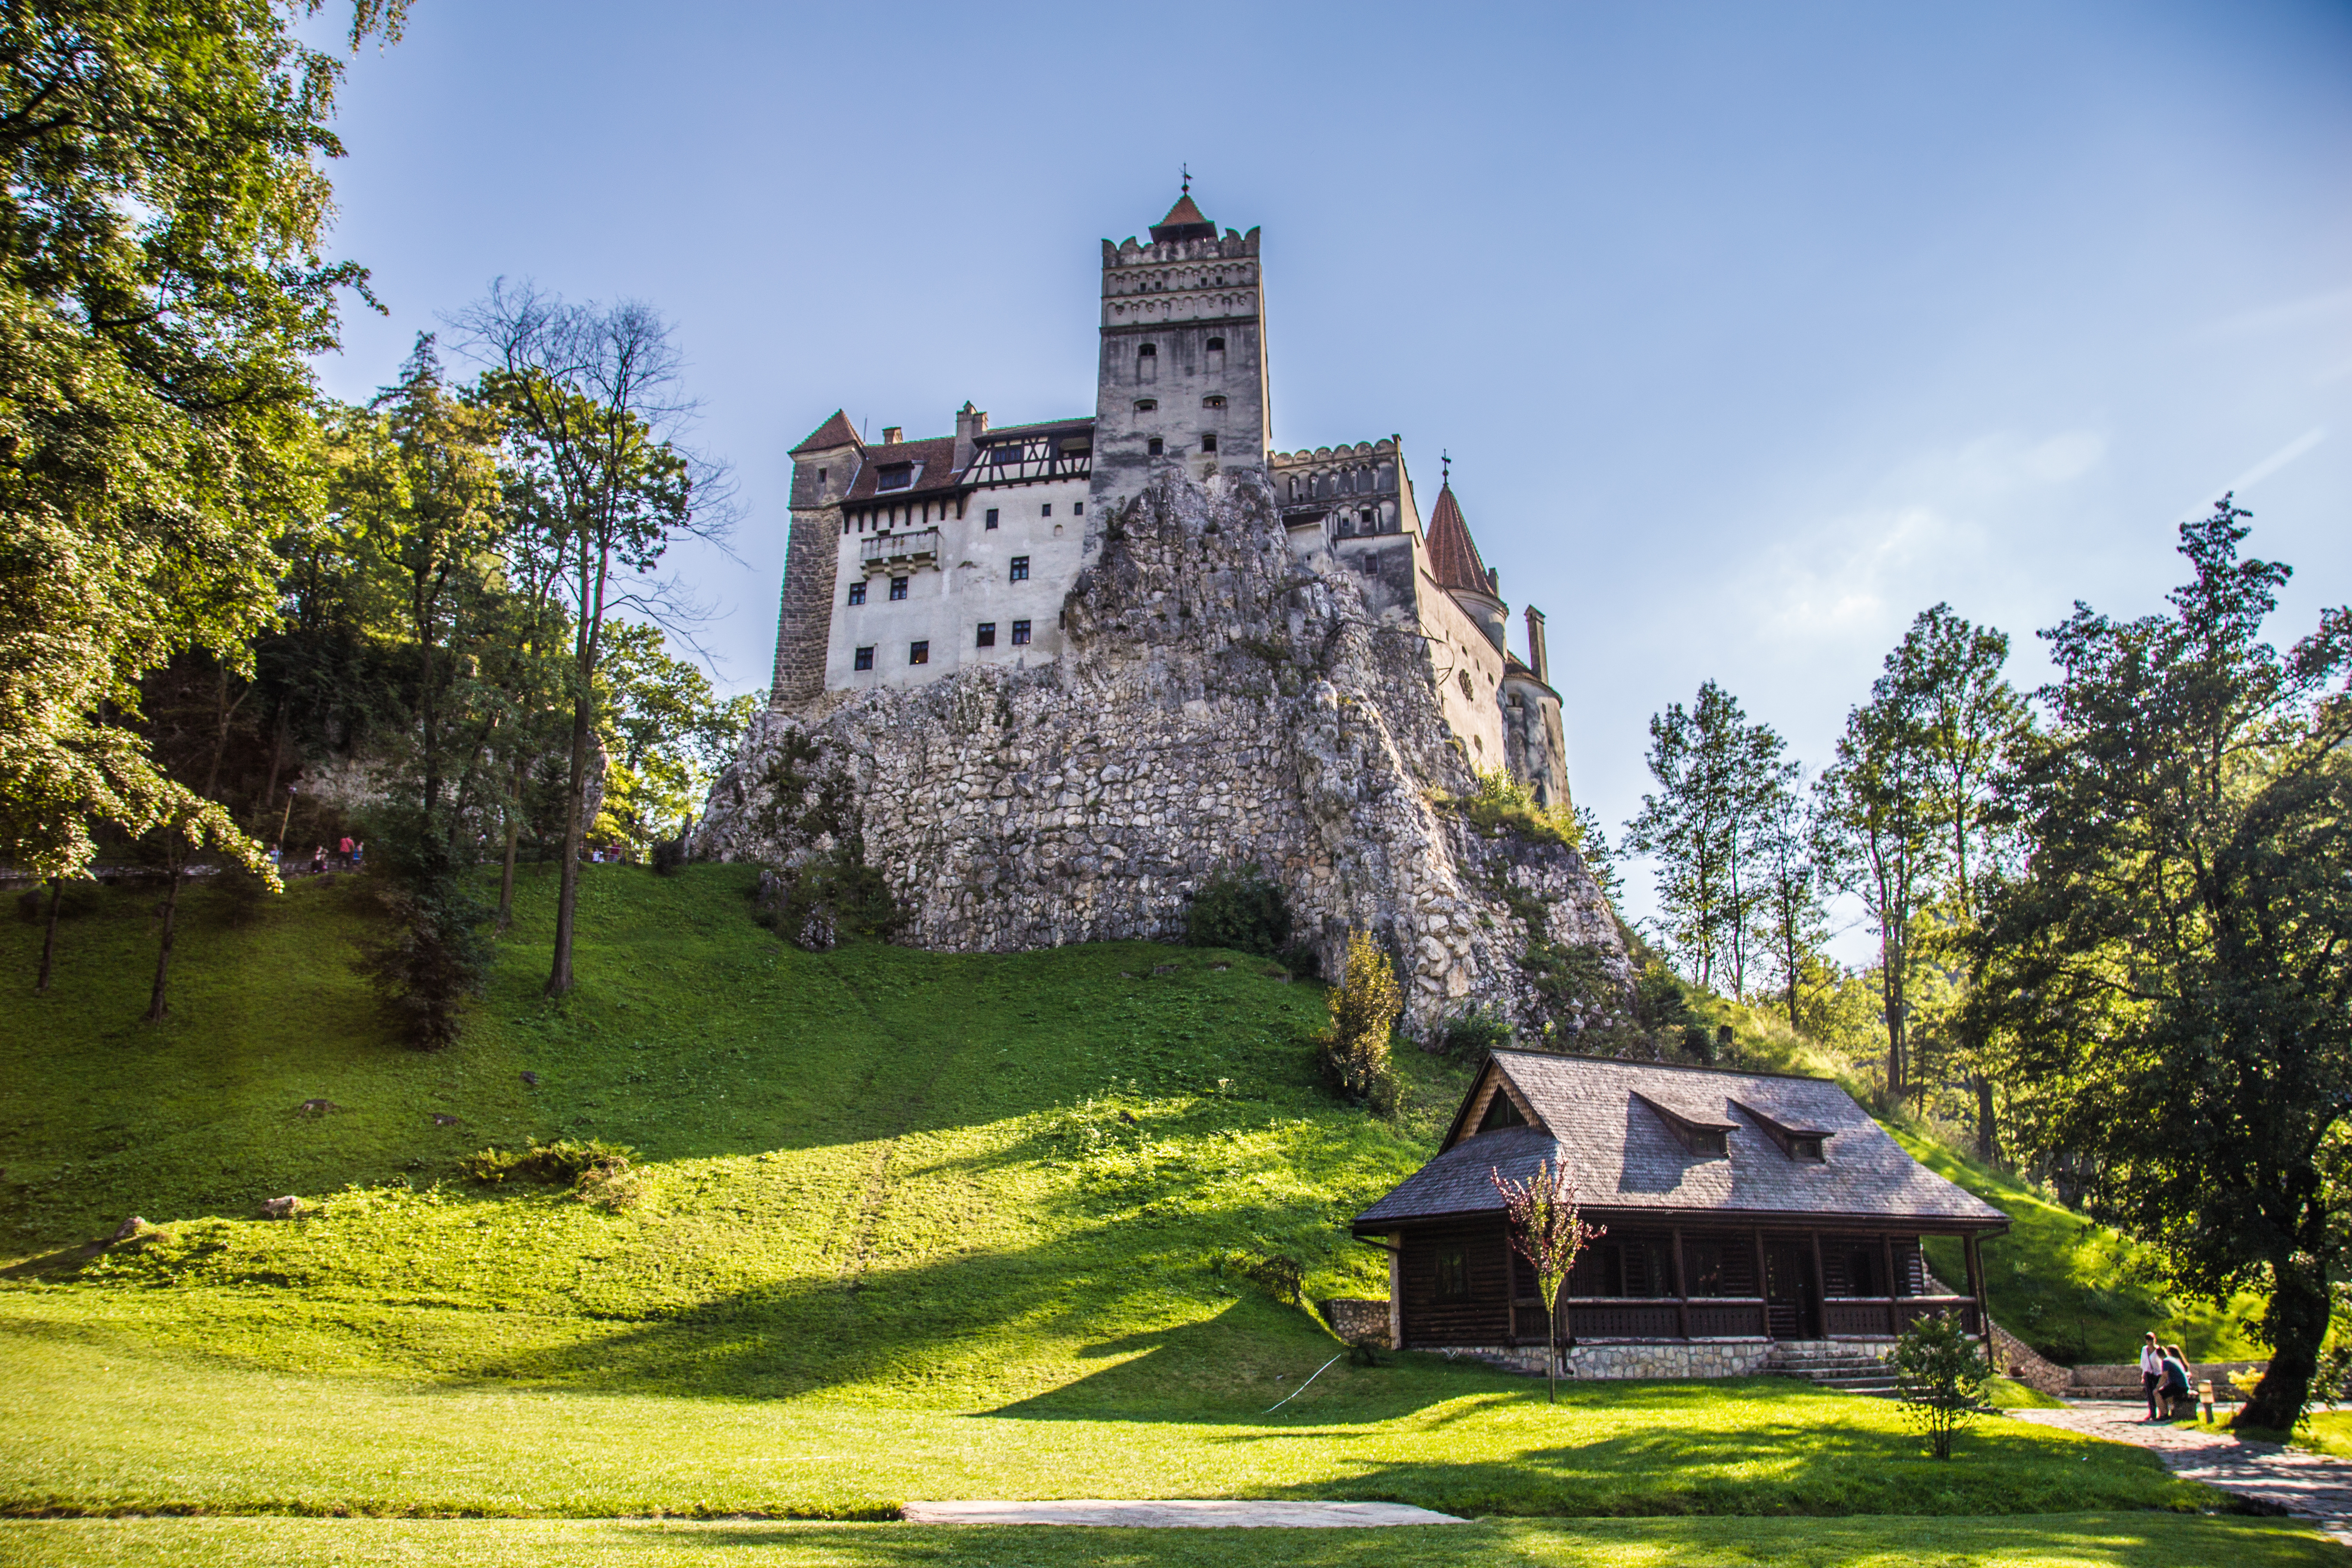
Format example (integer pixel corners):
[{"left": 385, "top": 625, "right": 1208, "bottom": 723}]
[{"left": 697, "top": 469, "right": 1629, "bottom": 1029}]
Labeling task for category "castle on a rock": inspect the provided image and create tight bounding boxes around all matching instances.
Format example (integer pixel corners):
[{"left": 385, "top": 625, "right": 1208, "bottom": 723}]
[{"left": 766, "top": 188, "right": 1571, "bottom": 807}]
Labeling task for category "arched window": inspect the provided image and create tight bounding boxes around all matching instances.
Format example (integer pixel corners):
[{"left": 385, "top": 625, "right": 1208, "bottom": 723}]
[
  {"left": 1137, "top": 342, "right": 1158, "bottom": 384},
  {"left": 1134, "top": 398, "right": 1157, "bottom": 412},
  {"left": 1201, "top": 395, "right": 1225, "bottom": 409}
]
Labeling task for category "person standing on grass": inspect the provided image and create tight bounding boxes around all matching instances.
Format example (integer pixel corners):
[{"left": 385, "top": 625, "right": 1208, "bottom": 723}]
[
  {"left": 338, "top": 834, "right": 355, "bottom": 869},
  {"left": 2141, "top": 1331, "right": 2165, "bottom": 1421}
]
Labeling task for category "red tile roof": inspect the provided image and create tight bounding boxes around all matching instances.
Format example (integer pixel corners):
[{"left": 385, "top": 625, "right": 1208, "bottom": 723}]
[
  {"left": 1423, "top": 483, "right": 1494, "bottom": 597},
  {"left": 790, "top": 410, "right": 861, "bottom": 456},
  {"left": 1150, "top": 192, "right": 1217, "bottom": 242},
  {"left": 842, "top": 435, "right": 961, "bottom": 503}
]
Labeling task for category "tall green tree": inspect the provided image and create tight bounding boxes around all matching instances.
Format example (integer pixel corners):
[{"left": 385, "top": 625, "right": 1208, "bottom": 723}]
[
  {"left": 1816, "top": 673, "right": 1945, "bottom": 1104},
  {"left": 1758, "top": 771, "right": 1828, "bottom": 1035},
  {"left": 1967, "top": 497, "right": 2352, "bottom": 1430},
  {"left": 1625, "top": 680, "right": 1787, "bottom": 996},
  {"left": 457, "top": 284, "right": 719, "bottom": 995},
  {"left": 0, "top": 0, "right": 402, "bottom": 888}
]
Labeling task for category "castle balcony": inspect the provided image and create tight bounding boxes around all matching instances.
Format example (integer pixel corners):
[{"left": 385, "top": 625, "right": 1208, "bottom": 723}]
[{"left": 861, "top": 528, "right": 940, "bottom": 573}]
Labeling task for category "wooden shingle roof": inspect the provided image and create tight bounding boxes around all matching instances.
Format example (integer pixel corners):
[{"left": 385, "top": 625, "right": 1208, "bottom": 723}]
[{"left": 1353, "top": 1050, "right": 2007, "bottom": 1232}]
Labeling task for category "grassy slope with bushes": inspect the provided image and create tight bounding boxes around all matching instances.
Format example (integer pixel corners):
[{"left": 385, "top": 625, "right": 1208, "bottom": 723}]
[{"left": 0, "top": 865, "right": 2280, "bottom": 1548}]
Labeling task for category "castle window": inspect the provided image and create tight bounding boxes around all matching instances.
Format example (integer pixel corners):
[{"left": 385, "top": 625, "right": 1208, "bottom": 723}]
[
  {"left": 986, "top": 508, "right": 999, "bottom": 529},
  {"left": 853, "top": 646, "right": 874, "bottom": 671},
  {"left": 1200, "top": 433, "right": 1218, "bottom": 453},
  {"left": 1460, "top": 671, "right": 1474, "bottom": 698},
  {"left": 1041, "top": 504, "right": 1051, "bottom": 518},
  {"left": 876, "top": 463, "right": 914, "bottom": 492},
  {"left": 1206, "top": 336, "right": 1225, "bottom": 352},
  {"left": 1010, "top": 557, "right": 1029, "bottom": 582},
  {"left": 817, "top": 468, "right": 827, "bottom": 482},
  {"left": 1137, "top": 342, "right": 1157, "bottom": 383},
  {"left": 847, "top": 580, "right": 867, "bottom": 606},
  {"left": 1073, "top": 502, "right": 1084, "bottom": 515},
  {"left": 909, "top": 640, "right": 929, "bottom": 665},
  {"left": 1134, "top": 398, "right": 1157, "bottom": 412},
  {"left": 1202, "top": 395, "right": 1225, "bottom": 409},
  {"left": 977, "top": 622, "right": 996, "bottom": 648},
  {"left": 889, "top": 576, "right": 910, "bottom": 601},
  {"left": 1147, "top": 437, "right": 1164, "bottom": 456},
  {"left": 1011, "top": 619, "right": 1032, "bottom": 645}
]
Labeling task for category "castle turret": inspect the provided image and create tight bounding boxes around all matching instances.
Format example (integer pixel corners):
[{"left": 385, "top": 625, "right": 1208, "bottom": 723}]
[
  {"left": 1423, "top": 480, "right": 1508, "bottom": 652},
  {"left": 770, "top": 410, "right": 864, "bottom": 706},
  {"left": 1089, "top": 185, "right": 1269, "bottom": 509}
]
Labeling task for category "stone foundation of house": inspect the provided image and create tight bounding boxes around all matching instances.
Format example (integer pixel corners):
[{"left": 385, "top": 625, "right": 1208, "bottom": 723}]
[{"left": 1423, "top": 1339, "right": 1779, "bottom": 1380}]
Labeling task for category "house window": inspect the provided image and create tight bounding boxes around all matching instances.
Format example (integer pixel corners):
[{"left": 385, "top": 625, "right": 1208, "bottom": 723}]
[
  {"left": 1684, "top": 1240, "right": 1730, "bottom": 1297},
  {"left": 853, "top": 646, "right": 874, "bottom": 671},
  {"left": 1689, "top": 1128, "right": 1728, "bottom": 1157},
  {"left": 1147, "top": 438, "right": 1164, "bottom": 456},
  {"left": 1134, "top": 398, "right": 1157, "bottom": 412},
  {"left": 1793, "top": 1136, "right": 1825, "bottom": 1162},
  {"left": 1433, "top": 1242, "right": 1470, "bottom": 1304},
  {"left": 1476, "top": 1091, "right": 1526, "bottom": 1133},
  {"left": 889, "top": 576, "right": 909, "bottom": 601},
  {"left": 908, "top": 640, "right": 928, "bottom": 665},
  {"left": 847, "top": 581, "right": 867, "bottom": 606},
  {"left": 977, "top": 622, "right": 996, "bottom": 648},
  {"left": 1010, "top": 557, "right": 1029, "bottom": 582},
  {"left": 986, "top": 508, "right": 1000, "bottom": 529},
  {"left": 1041, "top": 504, "right": 1051, "bottom": 518},
  {"left": 1011, "top": 619, "right": 1032, "bottom": 645},
  {"left": 876, "top": 463, "right": 914, "bottom": 491},
  {"left": 1202, "top": 395, "right": 1225, "bottom": 409},
  {"left": 1200, "top": 433, "right": 1218, "bottom": 453}
]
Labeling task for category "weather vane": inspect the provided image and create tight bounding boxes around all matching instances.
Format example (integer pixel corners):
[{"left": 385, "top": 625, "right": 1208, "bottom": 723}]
[{"left": 1180, "top": 162, "right": 1191, "bottom": 196}]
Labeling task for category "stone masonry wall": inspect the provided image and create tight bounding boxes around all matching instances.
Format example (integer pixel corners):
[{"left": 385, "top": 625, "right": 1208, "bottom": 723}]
[
  {"left": 700, "top": 468, "right": 1628, "bottom": 1027},
  {"left": 1429, "top": 1341, "right": 1778, "bottom": 1380}
]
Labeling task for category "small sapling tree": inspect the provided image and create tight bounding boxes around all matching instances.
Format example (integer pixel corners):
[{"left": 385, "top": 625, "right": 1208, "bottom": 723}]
[
  {"left": 1490, "top": 1159, "right": 1605, "bottom": 1404},
  {"left": 1318, "top": 929, "right": 1401, "bottom": 1110},
  {"left": 1894, "top": 1310, "right": 1992, "bottom": 1459}
]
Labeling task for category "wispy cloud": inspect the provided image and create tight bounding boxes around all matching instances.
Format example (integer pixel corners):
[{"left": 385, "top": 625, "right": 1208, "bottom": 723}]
[
  {"left": 2227, "top": 427, "right": 2328, "bottom": 493},
  {"left": 2196, "top": 286, "right": 2352, "bottom": 342}
]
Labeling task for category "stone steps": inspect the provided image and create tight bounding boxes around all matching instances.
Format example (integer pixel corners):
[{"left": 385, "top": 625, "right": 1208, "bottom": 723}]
[{"left": 1770, "top": 1341, "right": 1900, "bottom": 1396}]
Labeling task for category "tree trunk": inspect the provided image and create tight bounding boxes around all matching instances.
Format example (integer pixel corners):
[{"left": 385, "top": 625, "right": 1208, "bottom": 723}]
[
  {"left": 420, "top": 615, "right": 440, "bottom": 818},
  {"left": 36, "top": 877, "right": 61, "bottom": 994},
  {"left": 545, "top": 691, "right": 591, "bottom": 995},
  {"left": 2237, "top": 1256, "right": 2327, "bottom": 1432},
  {"left": 1974, "top": 1075, "right": 1998, "bottom": 1162},
  {"left": 147, "top": 853, "right": 184, "bottom": 1022},
  {"left": 1547, "top": 1301, "right": 1559, "bottom": 1405},
  {"left": 498, "top": 760, "right": 521, "bottom": 931}
]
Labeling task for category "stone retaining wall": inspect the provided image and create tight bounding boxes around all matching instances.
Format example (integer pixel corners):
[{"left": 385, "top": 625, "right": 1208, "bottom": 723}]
[
  {"left": 1319, "top": 1298, "right": 1391, "bottom": 1348},
  {"left": 1422, "top": 1340, "right": 1778, "bottom": 1380}
]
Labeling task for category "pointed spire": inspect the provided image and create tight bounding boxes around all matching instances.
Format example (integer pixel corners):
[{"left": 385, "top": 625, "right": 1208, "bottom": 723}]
[
  {"left": 1424, "top": 478, "right": 1495, "bottom": 599},
  {"left": 1150, "top": 177, "right": 1216, "bottom": 243}
]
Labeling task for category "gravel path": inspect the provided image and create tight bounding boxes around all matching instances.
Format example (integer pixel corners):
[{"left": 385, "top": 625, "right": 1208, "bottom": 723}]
[
  {"left": 898, "top": 1500, "right": 1467, "bottom": 1528},
  {"left": 2009, "top": 1401, "right": 2352, "bottom": 1542}
]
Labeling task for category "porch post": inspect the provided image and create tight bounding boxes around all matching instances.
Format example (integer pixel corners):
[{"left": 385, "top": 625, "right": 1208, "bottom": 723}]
[
  {"left": 1671, "top": 1225, "right": 1690, "bottom": 1340},
  {"left": 1388, "top": 1233, "right": 1403, "bottom": 1351},
  {"left": 1809, "top": 1230, "right": 1828, "bottom": 1339},
  {"left": 1752, "top": 1227, "right": 1770, "bottom": 1339},
  {"left": 1504, "top": 1227, "right": 1519, "bottom": 1347},
  {"left": 1963, "top": 1232, "right": 1986, "bottom": 1339},
  {"left": 1880, "top": 1232, "right": 1899, "bottom": 1337}
]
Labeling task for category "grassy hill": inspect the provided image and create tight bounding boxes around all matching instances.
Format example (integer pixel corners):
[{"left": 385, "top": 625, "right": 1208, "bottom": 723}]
[{"left": 0, "top": 862, "right": 2299, "bottom": 1559}]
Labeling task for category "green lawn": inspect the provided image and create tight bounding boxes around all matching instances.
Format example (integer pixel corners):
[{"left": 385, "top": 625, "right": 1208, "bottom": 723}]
[
  {"left": 4, "top": 1514, "right": 2340, "bottom": 1568},
  {"left": 0, "top": 864, "right": 2323, "bottom": 1561}
]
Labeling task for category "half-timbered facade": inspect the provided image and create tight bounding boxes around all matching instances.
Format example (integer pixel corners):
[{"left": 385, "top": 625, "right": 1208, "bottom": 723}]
[{"left": 1351, "top": 1050, "right": 2007, "bottom": 1375}]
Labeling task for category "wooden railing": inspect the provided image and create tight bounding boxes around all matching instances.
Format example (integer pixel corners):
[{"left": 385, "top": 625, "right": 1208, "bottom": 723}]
[{"left": 1824, "top": 1295, "right": 1980, "bottom": 1338}]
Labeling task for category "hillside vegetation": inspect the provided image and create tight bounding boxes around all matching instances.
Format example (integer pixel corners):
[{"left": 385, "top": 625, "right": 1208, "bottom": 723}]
[{"left": 0, "top": 864, "right": 2266, "bottom": 1534}]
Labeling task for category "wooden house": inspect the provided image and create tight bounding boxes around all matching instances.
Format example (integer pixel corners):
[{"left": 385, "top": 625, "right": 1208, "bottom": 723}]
[{"left": 1350, "top": 1050, "right": 2008, "bottom": 1375}]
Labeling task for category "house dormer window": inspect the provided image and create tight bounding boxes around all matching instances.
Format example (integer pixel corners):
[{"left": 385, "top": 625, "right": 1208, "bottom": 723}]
[
  {"left": 1476, "top": 1090, "right": 1527, "bottom": 1134},
  {"left": 1635, "top": 1092, "right": 1735, "bottom": 1159},
  {"left": 876, "top": 463, "right": 914, "bottom": 491},
  {"left": 1731, "top": 1099, "right": 1834, "bottom": 1163}
]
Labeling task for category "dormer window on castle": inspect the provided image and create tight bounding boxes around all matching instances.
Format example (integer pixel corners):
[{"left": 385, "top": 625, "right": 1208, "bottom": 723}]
[{"left": 876, "top": 463, "right": 915, "bottom": 491}]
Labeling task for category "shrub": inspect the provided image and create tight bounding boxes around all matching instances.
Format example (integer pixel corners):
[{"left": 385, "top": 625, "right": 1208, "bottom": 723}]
[
  {"left": 1681, "top": 1024, "right": 1716, "bottom": 1063},
  {"left": 649, "top": 836, "right": 688, "bottom": 876},
  {"left": 1184, "top": 867, "right": 1293, "bottom": 958},
  {"left": 352, "top": 808, "right": 491, "bottom": 1050},
  {"left": 1446, "top": 769, "right": 1582, "bottom": 847},
  {"left": 461, "top": 1137, "right": 636, "bottom": 1186},
  {"left": 1434, "top": 1004, "right": 1513, "bottom": 1059},
  {"left": 1895, "top": 1310, "right": 1993, "bottom": 1459},
  {"left": 1524, "top": 940, "right": 1620, "bottom": 1023},
  {"left": 1636, "top": 959, "right": 1694, "bottom": 1031},
  {"left": 753, "top": 839, "right": 906, "bottom": 951},
  {"left": 1319, "top": 929, "right": 1402, "bottom": 1112},
  {"left": 1211, "top": 1246, "right": 1304, "bottom": 1305}
]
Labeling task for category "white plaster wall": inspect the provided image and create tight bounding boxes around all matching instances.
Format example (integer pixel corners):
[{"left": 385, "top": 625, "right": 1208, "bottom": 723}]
[
  {"left": 824, "top": 475, "right": 1092, "bottom": 689},
  {"left": 1416, "top": 569, "right": 1510, "bottom": 771}
]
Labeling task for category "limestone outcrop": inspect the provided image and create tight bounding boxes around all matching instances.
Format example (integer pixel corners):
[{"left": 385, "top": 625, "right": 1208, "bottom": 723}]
[{"left": 697, "top": 469, "right": 1629, "bottom": 1028}]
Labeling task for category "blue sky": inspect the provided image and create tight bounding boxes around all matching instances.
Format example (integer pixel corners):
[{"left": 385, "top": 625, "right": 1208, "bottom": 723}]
[{"left": 309, "top": 0, "right": 2352, "bottom": 954}]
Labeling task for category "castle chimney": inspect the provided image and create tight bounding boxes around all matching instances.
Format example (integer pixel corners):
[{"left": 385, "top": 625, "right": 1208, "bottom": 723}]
[
  {"left": 954, "top": 402, "right": 987, "bottom": 474},
  {"left": 1525, "top": 606, "right": 1550, "bottom": 686},
  {"left": 880, "top": 425, "right": 903, "bottom": 446}
]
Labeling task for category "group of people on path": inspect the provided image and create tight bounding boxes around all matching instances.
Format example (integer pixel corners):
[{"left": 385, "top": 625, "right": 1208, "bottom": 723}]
[
  {"left": 2141, "top": 1331, "right": 2197, "bottom": 1420},
  {"left": 263, "top": 836, "right": 363, "bottom": 877}
]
